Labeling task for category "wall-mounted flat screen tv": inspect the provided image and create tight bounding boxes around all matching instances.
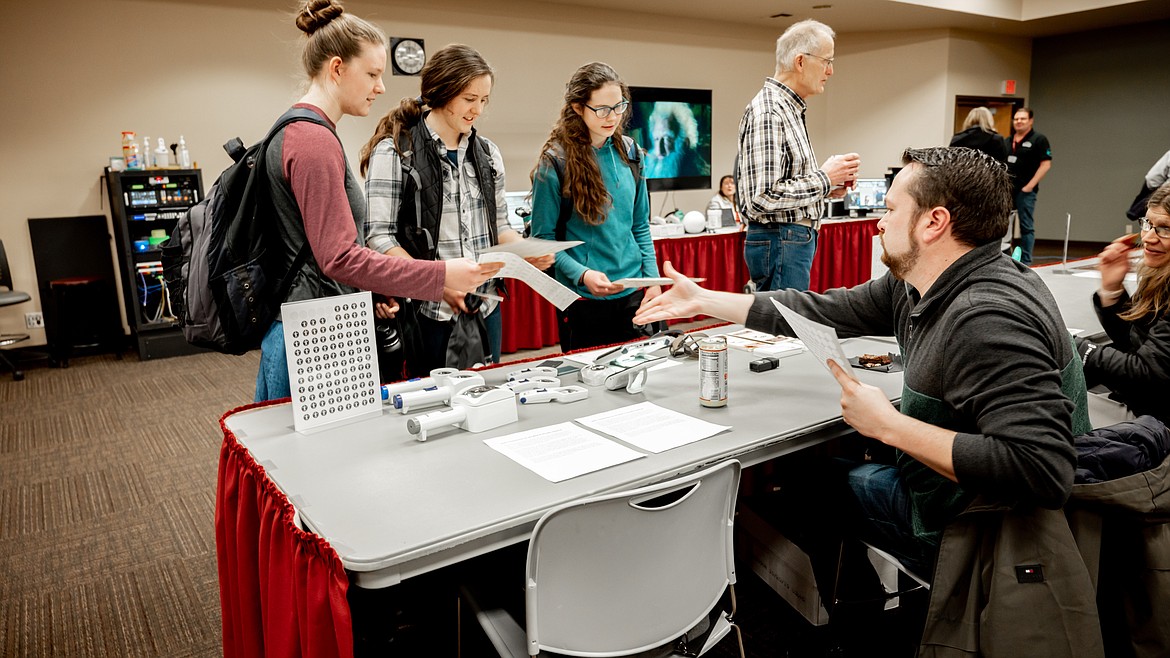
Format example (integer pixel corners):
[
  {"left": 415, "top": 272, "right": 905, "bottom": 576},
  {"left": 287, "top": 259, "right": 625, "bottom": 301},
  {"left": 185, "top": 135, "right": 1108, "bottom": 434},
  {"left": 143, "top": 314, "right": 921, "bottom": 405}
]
[{"left": 625, "top": 86, "right": 712, "bottom": 192}]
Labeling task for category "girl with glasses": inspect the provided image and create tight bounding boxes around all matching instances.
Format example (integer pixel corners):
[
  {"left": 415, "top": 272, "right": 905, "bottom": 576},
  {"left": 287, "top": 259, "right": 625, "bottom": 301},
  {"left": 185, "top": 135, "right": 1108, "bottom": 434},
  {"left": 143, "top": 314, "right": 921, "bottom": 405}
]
[
  {"left": 360, "top": 44, "right": 551, "bottom": 375},
  {"left": 528, "top": 62, "right": 661, "bottom": 351},
  {"left": 1078, "top": 181, "right": 1170, "bottom": 423}
]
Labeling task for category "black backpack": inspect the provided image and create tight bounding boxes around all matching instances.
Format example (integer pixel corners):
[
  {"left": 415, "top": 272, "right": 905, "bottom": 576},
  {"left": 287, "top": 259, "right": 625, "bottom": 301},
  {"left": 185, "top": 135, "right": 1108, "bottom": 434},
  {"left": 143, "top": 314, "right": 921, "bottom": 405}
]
[{"left": 161, "top": 108, "right": 335, "bottom": 355}]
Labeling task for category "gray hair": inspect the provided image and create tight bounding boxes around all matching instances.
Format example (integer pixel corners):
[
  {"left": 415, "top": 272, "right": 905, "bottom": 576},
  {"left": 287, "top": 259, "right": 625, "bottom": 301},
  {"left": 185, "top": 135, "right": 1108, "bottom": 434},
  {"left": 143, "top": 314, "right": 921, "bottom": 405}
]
[{"left": 775, "top": 19, "right": 835, "bottom": 73}]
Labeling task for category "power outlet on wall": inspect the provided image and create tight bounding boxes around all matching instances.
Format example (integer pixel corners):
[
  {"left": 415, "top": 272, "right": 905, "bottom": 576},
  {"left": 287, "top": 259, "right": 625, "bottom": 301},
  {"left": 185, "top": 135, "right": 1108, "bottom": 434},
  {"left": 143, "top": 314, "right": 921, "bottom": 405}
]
[{"left": 25, "top": 312, "right": 44, "bottom": 329}]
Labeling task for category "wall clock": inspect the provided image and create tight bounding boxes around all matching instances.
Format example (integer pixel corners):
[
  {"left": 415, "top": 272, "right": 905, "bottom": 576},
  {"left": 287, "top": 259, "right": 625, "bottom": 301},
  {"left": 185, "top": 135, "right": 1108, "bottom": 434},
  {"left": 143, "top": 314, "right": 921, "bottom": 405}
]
[{"left": 391, "top": 37, "right": 425, "bottom": 76}]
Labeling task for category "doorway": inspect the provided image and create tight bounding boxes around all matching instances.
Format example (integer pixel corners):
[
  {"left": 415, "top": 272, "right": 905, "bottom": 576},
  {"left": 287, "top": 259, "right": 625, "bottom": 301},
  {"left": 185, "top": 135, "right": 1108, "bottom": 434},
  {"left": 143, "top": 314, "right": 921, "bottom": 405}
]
[{"left": 954, "top": 96, "right": 1023, "bottom": 138}]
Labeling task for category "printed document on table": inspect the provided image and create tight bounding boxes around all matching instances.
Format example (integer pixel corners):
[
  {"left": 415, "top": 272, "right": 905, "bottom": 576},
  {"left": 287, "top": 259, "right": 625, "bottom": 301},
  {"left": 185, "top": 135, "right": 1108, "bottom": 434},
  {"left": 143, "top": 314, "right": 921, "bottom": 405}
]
[
  {"left": 769, "top": 299, "right": 854, "bottom": 378},
  {"left": 575, "top": 401, "right": 731, "bottom": 453},
  {"left": 484, "top": 422, "right": 643, "bottom": 482},
  {"left": 480, "top": 237, "right": 582, "bottom": 259},
  {"left": 724, "top": 328, "right": 805, "bottom": 357},
  {"left": 477, "top": 251, "right": 579, "bottom": 310}
]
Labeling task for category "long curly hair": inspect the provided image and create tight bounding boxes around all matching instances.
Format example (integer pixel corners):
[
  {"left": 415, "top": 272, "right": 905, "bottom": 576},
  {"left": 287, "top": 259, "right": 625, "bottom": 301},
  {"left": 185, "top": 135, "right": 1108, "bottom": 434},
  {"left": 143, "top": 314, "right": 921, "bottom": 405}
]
[
  {"left": 530, "top": 62, "right": 631, "bottom": 226},
  {"left": 1122, "top": 182, "right": 1170, "bottom": 322},
  {"left": 359, "top": 44, "right": 493, "bottom": 176}
]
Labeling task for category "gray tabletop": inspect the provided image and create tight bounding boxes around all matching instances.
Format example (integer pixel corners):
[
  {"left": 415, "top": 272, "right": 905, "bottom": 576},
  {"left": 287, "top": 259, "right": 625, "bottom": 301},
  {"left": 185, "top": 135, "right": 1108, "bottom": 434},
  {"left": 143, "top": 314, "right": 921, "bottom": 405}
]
[
  {"left": 1031, "top": 259, "right": 1122, "bottom": 341},
  {"left": 226, "top": 331, "right": 904, "bottom": 588},
  {"left": 226, "top": 263, "right": 1100, "bottom": 588}
]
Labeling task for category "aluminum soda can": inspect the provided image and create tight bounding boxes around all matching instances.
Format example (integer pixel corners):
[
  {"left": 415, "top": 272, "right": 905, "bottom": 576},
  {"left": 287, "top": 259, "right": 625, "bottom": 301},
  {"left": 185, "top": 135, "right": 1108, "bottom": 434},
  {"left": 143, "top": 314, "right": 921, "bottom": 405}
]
[{"left": 698, "top": 335, "right": 728, "bottom": 407}]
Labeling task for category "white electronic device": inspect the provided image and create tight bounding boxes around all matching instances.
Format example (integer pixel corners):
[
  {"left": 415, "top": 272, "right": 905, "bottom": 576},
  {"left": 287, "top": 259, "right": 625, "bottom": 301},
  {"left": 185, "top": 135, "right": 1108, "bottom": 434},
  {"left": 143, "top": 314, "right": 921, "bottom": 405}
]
[
  {"left": 503, "top": 376, "right": 562, "bottom": 394},
  {"left": 579, "top": 364, "right": 611, "bottom": 387},
  {"left": 405, "top": 385, "right": 518, "bottom": 441},
  {"left": 593, "top": 336, "right": 672, "bottom": 365},
  {"left": 518, "top": 385, "right": 590, "bottom": 405},
  {"left": 380, "top": 367, "right": 459, "bottom": 403},
  {"left": 393, "top": 371, "right": 484, "bottom": 414},
  {"left": 506, "top": 365, "right": 559, "bottom": 381},
  {"left": 578, "top": 357, "right": 663, "bottom": 394},
  {"left": 603, "top": 360, "right": 656, "bottom": 394}
]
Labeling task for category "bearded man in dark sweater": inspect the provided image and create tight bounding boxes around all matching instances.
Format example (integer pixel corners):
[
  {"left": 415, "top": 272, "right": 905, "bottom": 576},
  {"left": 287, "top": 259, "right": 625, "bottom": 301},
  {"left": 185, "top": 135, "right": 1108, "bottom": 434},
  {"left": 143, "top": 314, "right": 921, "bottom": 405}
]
[{"left": 635, "top": 146, "right": 1090, "bottom": 581}]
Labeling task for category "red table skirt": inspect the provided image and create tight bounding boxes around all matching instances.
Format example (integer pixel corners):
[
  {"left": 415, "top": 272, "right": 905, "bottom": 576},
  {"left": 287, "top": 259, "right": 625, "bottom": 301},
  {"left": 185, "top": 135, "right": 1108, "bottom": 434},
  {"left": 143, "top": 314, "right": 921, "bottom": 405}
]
[
  {"left": 499, "top": 220, "right": 880, "bottom": 355},
  {"left": 216, "top": 401, "right": 355, "bottom": 658},
  {"left": 809, "top": 218, "right": 881, "bottom": 293}
]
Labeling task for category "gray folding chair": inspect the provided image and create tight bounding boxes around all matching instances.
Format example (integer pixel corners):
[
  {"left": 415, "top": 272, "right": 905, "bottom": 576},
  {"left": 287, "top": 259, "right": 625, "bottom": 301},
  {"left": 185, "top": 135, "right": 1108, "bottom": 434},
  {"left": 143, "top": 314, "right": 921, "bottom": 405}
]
[{"left": 461, "top": 459, "right": 744, "bottom": 657}]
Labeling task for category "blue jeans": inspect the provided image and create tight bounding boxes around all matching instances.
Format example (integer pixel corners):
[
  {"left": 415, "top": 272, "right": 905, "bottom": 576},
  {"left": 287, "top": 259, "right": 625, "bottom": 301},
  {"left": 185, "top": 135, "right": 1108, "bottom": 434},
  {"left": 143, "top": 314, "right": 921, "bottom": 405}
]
[
  {"left": 744, "top": 222, "right": 818, "bottom": 291},
  {"left": 1013, "top": 190, "right": 1037, "bottom": 265},
  {"left": 254, "top": 320, "right": 290, "bottom": 402},
  {"left": 839, "top": 459, "right": 938, "bottom": 580}
]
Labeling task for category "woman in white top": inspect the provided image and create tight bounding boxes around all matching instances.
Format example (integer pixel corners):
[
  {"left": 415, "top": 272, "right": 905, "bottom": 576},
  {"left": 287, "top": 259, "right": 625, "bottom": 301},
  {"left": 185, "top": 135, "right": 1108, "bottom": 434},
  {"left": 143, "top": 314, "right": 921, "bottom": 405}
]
[{"left": 707, "top": 174, "right": 744, "bottom": 230}]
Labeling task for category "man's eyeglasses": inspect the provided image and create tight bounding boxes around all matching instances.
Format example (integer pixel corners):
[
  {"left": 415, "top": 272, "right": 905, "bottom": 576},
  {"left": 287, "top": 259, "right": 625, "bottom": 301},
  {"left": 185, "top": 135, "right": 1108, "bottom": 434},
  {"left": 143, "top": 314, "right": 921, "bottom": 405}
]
[
  {"left": 1139, "top": 217, "right": 1170, "bottom": 239},
  {"left": 802, "top": 53, "right": 835, "bottom": 67},
  {"left": 584, "top": 99, "right": 630, "bottom": 119}
]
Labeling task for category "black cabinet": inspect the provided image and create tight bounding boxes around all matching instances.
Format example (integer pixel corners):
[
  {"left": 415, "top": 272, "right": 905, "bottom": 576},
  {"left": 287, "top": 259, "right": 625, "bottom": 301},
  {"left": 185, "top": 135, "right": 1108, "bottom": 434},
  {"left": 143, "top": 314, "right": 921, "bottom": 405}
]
[{"left": 104, "top": 167, "right": 206, "bottom": 359}]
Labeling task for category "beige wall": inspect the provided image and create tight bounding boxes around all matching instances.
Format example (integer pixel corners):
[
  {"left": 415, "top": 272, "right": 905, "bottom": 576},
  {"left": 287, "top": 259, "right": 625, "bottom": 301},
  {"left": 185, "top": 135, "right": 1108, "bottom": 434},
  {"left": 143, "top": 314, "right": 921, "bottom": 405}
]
[{"left": 0, "top": 0, "right": 1029, "bottom": 344}]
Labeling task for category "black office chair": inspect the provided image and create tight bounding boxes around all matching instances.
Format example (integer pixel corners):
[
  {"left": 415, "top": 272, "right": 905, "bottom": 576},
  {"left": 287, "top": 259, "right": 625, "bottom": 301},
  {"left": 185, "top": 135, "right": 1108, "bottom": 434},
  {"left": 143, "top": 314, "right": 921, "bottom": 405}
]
[{"left": 0, "top": 239, "right": 32, "bottom": 380}]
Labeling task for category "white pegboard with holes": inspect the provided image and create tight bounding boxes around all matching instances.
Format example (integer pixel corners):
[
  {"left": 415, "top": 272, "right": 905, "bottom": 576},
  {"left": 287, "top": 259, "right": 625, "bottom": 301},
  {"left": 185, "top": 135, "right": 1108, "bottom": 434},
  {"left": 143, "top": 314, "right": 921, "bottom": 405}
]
[{"left": 281, "top": 291, "right": 382, "bottom": 434}]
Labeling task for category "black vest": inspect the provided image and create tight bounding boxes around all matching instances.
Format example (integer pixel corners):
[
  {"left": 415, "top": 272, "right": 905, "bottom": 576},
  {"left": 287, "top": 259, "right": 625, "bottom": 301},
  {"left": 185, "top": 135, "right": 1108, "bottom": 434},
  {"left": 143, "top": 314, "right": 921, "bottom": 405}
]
[{"left": 395, "top": 119, "right": 498, "bottom": 261}]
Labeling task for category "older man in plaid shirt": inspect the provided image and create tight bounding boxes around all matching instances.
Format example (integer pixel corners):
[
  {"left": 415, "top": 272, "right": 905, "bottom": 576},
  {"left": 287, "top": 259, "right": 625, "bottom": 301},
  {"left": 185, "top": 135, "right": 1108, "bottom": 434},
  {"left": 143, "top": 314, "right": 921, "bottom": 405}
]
[{"left": 735, "top": 19, "right": 860, "bottom": 291}]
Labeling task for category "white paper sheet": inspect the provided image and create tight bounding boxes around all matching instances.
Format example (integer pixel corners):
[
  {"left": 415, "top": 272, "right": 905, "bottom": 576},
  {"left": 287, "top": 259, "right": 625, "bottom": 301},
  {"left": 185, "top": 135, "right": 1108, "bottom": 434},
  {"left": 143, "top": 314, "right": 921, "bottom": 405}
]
[
  {"left": 477, "top": 251, "right": 580, "bottom": 310},
  {"left": 611, "top": 277, "right": 705, "bottom": 288},
  {"left": 483, "top": 422, "right": 643, "bottom": 482},
  {"left": 770, "top": 299, "right": 854, "bottom": 378},
  {"left": 575, "top": 401, "right": 731, "bottom": 454},
  {"left": 480, "top": 237, "right": 582, "bottom": 259}
]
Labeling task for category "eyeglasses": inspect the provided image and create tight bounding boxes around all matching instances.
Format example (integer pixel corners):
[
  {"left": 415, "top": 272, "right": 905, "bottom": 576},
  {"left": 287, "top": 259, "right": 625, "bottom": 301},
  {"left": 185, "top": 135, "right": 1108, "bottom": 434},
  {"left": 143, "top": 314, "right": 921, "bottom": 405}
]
[
  {"left": 802, "top": 52, "right": 835, "bottom": 67},
  {"left": 1139, "top": 217, "right": 1170, "bottom": 239},
  {"left": 584, "top": 99, "right": 630, "bottom": 119}
]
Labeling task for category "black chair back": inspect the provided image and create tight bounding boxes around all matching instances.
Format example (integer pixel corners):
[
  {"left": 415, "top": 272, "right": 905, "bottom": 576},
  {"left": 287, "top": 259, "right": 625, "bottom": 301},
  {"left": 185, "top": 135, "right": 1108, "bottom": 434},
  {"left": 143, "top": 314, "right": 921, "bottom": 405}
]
[{"left": 1, "top": 240, "right": 17, "bottom": 293}]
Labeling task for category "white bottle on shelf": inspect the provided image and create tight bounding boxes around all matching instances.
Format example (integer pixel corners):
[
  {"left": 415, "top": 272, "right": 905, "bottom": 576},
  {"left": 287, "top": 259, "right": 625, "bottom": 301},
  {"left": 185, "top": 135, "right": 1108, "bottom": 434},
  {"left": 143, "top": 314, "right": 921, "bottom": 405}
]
[
  {"left": 155, "top": 137, "right": 169, "bottom": 168},
  {"left": 177, "top": 135, "right": 191, "bottom": 168},
  {"left": 143, "top": 135, "right": 153, "bottom": 167}
]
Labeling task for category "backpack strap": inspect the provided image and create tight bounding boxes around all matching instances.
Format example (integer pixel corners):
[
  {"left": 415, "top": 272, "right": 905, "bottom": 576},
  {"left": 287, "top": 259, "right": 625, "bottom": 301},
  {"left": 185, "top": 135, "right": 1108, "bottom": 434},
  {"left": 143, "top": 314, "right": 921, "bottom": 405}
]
[
  {"left": 547, "top": 152, "right": 573, "bottom": 243},
  {"left": 262, "top": 108, "right": 340, "bottom": 303},
  {"left": 395, "top": 123, "right": 437, "bottom": 260},
  {"left": 470, "top": 133, "right": 499, "bottom": 246},
  {"left": 552, "top": 136, "right": 643, "bottom": 242}
]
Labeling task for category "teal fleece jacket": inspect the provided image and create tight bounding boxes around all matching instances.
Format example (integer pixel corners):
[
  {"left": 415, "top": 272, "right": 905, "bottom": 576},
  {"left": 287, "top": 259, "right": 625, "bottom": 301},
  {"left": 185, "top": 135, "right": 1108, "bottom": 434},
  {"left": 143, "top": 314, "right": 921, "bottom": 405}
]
[{"left": 529, "top": 137, "right": 658, "bottom": 299}]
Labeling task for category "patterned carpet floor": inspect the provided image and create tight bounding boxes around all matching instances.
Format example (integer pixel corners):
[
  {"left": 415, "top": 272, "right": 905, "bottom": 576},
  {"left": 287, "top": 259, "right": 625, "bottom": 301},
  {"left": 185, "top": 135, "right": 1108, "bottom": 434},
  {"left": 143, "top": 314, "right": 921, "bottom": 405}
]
[{"left": 0, "top": 349, "right": 259, "bottom": 657}]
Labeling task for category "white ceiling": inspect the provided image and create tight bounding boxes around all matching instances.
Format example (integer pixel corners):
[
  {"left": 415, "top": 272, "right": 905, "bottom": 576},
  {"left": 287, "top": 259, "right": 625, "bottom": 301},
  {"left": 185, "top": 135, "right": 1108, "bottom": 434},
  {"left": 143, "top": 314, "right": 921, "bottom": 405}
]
[{"left": 531, "top": 0, "right": 1170, "bottom": 37}]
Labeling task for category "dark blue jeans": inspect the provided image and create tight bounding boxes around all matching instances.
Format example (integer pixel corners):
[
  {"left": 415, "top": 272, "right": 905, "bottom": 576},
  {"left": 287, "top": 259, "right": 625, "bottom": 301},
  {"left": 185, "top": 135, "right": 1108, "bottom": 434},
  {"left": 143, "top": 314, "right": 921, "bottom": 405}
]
[
  {"left": 839, "top": 459, "right": 938, "bottom": 580},
  {"left": 744, "top": 222, "right": 818, "bottom": 291},
  {"left": 1013, "top": 190, "right": 1037, "bottom": 265}
]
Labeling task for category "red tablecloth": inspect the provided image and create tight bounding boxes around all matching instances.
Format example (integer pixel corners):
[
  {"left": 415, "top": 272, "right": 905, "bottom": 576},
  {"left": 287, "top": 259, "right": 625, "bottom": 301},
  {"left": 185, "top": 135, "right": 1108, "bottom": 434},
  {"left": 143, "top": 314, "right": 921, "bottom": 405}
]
[
  {"left": 809, "top": 218, "right": 881, "bottom": 293},
  {"left": 500, "top": 220, "right": 880, "bottom": 355},
  {"left": 216, "top": 401, "right": 354, "bottom": 658}
]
